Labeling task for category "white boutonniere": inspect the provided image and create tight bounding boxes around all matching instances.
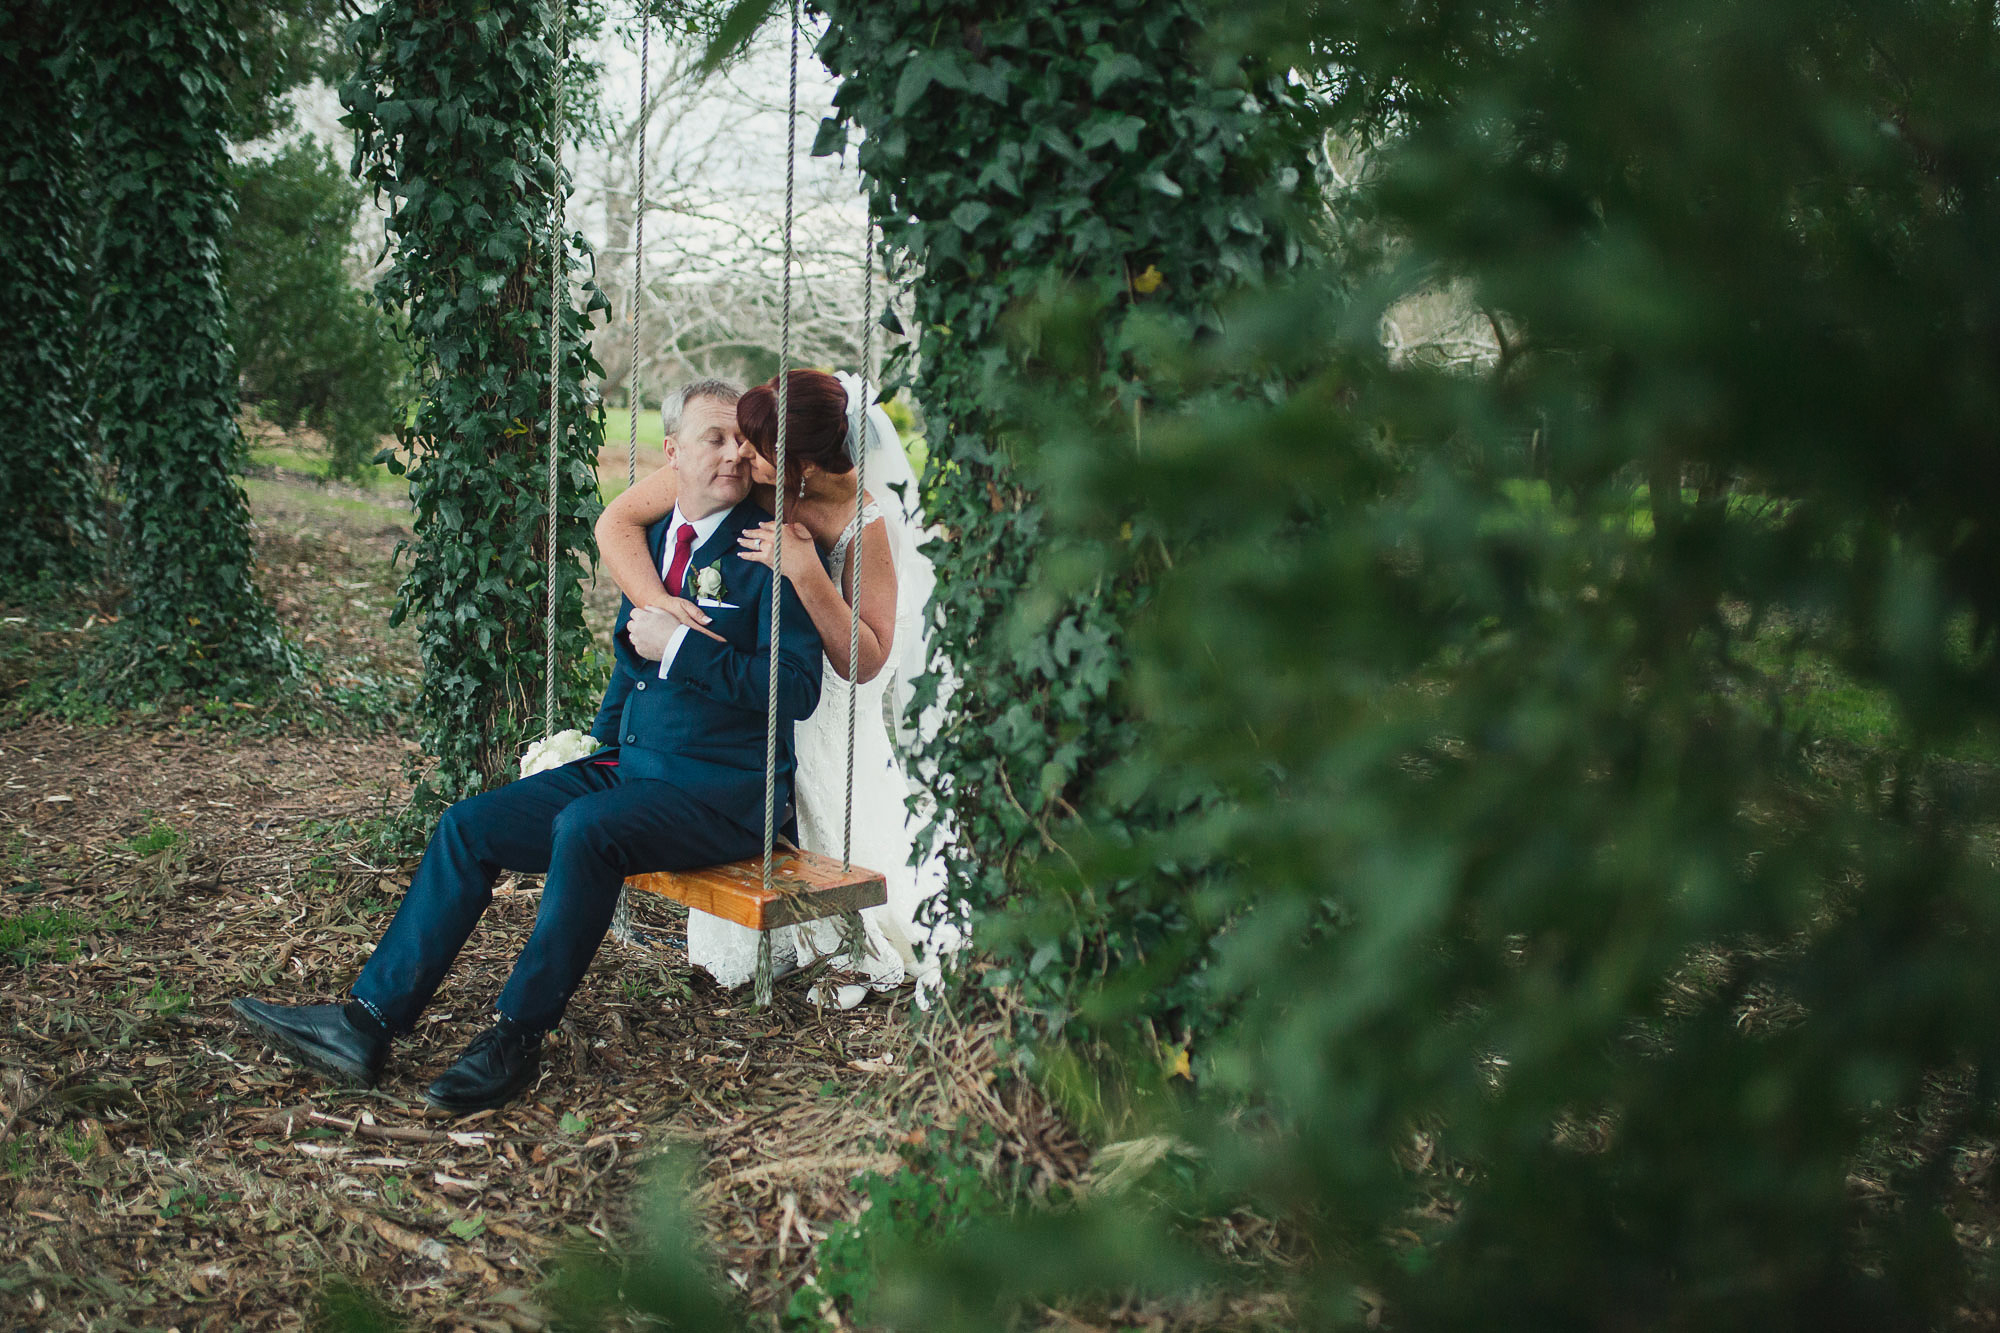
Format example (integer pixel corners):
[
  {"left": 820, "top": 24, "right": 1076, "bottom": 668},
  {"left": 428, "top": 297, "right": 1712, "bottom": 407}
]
[{"left": 694, "top": 562, "right": 725, "bottom": 600}]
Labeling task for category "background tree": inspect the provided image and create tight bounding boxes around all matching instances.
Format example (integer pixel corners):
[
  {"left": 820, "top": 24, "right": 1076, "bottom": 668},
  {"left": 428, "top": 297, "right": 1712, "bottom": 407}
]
[
  {"left": 0, "top": 0, "right": 99, "bottom": 600},
  {"left": 226, "top": 137, "right": 409, "bottom": 479},
  {"left": 64, "top": 0, "right": 298, "bottom": 700},
  {"left": 343, "top": 0, "right": 609, "bottom": 812},
  {"left": 815, "top": 0, "right": 1320, "bottom": 1044}
]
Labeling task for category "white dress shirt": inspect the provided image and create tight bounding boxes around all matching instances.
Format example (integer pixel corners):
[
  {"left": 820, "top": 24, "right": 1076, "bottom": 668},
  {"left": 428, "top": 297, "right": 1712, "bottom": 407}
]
[{"left": 656, "top": 505, "right": 730, "bottom": 677}]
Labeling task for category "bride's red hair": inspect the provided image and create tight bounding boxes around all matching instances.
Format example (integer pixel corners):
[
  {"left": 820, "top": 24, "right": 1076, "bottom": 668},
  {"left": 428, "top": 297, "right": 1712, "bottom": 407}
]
[{"left": 736, "top": 369, "right": 852, "bottom": 495}]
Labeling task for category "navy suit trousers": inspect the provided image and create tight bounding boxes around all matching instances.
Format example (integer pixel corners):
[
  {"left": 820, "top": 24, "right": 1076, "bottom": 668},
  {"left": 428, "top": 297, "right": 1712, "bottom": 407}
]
[{"left": 350, "top": 755, "right": 761, "bottom": 1033}]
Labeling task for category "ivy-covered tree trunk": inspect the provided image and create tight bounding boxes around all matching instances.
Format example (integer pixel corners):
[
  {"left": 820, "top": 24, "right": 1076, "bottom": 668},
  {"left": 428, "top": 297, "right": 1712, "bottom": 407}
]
[
  {"left": 816, "top": 2, "right": 1317, "bottom": 1031},
  {"left": 66, "top": 0, "right": 294, "bottom": 698},
  {"left": 0, "top": 0, "right": 99, "bottom": 598},
  {"left": 343, "top": 0, "right": 607, "bottom": 812}
]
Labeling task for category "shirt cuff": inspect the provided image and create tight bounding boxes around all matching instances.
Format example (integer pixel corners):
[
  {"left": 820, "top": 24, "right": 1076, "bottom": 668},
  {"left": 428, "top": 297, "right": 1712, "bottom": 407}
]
[{"left": 656, "top": 625, "right": 690, "bottom": 677}]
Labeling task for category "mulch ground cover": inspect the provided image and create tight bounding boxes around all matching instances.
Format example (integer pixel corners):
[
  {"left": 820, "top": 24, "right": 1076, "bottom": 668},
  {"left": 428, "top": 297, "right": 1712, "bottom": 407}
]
[{"left": 0, "top": 465, "right": 1086, "bottom": 1331}]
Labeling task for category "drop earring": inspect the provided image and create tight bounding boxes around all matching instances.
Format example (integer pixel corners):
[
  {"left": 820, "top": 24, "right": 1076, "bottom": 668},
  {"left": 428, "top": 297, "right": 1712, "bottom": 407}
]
[{"left": 796, "top": 470, "right": 807, "bottom": 500}]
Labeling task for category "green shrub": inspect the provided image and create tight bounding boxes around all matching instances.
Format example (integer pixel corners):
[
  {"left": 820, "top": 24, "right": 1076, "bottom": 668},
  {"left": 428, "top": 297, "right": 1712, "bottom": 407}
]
[
  {"left": 124, "top": 821, "right": 183, "bottom": 858},
  {"left": 1, "top": 908, "right": 98, "bottom": 966}
]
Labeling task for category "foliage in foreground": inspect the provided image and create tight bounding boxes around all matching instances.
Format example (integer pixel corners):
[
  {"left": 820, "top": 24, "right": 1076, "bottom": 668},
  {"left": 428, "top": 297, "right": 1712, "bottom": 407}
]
[
  {"left": 227, "top": 138, "right": 409, "bottom": 480},
  {"left": 854, "top": 0, "right": 2000, "bottom": 1328}
]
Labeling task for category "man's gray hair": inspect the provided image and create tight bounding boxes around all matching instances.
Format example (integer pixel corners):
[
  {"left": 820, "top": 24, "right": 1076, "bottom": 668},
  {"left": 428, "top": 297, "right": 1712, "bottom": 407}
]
[{"left": 661, "top": 377, "right": 744, "bottom": 437}]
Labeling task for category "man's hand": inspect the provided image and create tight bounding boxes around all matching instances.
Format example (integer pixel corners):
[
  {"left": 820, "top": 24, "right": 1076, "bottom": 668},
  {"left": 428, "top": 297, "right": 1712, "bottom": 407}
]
[
  {"left": 627, "top": 606, "right": 678, "bottom": 660},
  {"left": 628, "top": 600, "right": 725, "bottom": 661}
]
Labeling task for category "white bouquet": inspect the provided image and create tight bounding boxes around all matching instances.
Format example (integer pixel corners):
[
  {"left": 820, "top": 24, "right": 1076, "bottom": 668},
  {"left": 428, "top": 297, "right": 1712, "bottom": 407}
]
[{"left": 519, "top": 727, "right": 602, "bottom": 778}]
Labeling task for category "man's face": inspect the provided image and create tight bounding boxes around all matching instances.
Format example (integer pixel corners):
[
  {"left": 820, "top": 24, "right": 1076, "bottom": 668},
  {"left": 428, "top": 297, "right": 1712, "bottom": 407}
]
[{"left": 667, "top": 394, "right": 750, "bottom": 517}]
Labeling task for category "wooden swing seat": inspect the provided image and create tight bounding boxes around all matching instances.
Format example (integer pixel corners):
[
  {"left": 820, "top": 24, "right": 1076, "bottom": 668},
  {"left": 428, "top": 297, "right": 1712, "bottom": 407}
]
[{"left": 625, "top": 848, "right": 886, "bottom": 931}]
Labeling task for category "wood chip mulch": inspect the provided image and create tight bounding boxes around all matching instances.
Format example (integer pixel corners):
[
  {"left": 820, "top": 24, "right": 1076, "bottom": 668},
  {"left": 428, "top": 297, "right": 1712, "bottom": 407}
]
[
  {"left": 0, "top": 465, "right": 1097, "bottom": 1331},
  {"left": 0, "top": 711, "right": 1016, "bottom": 1330}
]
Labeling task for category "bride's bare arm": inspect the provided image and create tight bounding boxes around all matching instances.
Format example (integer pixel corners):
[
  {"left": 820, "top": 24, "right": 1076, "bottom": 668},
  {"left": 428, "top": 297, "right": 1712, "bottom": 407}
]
[
  {"left": 595, "top": 467, "right": 679, "bottom": 610},
  {"left": 741, "top": 516, "right": 898, "bottom": 683},
  {"left": 596, "top": 466, "right": 728, "bottom": 645}
]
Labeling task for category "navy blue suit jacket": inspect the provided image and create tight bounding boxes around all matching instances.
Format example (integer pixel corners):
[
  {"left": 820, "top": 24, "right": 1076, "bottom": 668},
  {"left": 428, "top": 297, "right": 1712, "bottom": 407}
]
[{"left": 589, "top": 499, "right": 824, "bottom": 830}]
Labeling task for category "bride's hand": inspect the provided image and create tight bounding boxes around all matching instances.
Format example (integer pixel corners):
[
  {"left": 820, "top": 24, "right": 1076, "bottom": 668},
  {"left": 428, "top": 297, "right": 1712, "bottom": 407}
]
[
  {"left": 630, "top": 599, "right": 725, "bottom": 658},
  {"left": 738, "top": 521, "right": 822, "bottom": 584}
]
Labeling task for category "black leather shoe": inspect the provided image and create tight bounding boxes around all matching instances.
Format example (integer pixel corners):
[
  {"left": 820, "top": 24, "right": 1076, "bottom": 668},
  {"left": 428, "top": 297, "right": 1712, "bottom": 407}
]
[
  {"left": 230, "top": 998, "right": 387, "bottom": 1087},
  {"left": 425, "top": 1021, "right": 542, "bottom": 1114}
]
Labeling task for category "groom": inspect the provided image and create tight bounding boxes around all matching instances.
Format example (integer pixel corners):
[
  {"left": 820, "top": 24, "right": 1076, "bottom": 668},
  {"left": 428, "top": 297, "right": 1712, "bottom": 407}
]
[{"left": 232, "top": 378, "right": 824, "bottom": 1112}]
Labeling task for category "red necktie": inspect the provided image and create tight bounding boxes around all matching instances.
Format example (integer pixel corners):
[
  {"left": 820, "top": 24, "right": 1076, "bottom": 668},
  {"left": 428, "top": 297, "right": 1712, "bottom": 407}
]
[{"left": 664, "top": 522, "right": 697, "bottom": 597}]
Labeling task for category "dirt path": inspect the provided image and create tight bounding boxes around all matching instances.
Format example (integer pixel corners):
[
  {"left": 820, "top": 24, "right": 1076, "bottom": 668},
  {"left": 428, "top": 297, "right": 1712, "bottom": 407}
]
[{"left": 0, "top": 466, "right": 937, "bottom": 1330}]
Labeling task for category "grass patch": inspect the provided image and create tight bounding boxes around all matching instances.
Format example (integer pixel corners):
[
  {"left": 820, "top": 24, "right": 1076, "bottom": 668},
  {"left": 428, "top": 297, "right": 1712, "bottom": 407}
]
[
  {"left": 123, "top": 821, "right": 184, "bottom": 858},
  {"left": 1731, "top": 613, "right": 2000, "bottom": 763},
  {"left": 601, "top": 407, "right": 664, "bottom": 456},
  {"left": 137, "top": 979, "right": 193, "bottom": 1017},
  {"left": 246, "top": 442, "right": 405, "bottom": 494},
  {"left": 0, "top": 907, "right": 117, "bottom": 966},
  {"left": 243, "top": 477, "right": 409, "bottom": 530}
]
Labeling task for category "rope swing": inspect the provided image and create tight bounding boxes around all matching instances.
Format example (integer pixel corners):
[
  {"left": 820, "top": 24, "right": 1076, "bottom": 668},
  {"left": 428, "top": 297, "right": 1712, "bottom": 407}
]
[
  {"left": 535, "top": 0, "right": 886, "bottom": 1007},
  {"left": 757, "top": 0, "right": 800, "bottom": 1000}
]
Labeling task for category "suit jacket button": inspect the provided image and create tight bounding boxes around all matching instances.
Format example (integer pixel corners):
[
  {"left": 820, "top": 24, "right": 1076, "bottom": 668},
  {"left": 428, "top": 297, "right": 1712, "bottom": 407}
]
[
  {"left": 625, "top": 734, "right": 637, "bottom": 744},
  {"left": 635, "top": 680, "right": 646, "bottom": 691}
]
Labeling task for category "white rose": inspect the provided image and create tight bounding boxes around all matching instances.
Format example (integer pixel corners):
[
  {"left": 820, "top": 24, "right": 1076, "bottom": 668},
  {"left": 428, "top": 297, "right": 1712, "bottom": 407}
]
[
  {"left": 695, "top": 565, "right": 724, "bottom": 599},
  {"left": 519, "top": 727, "right": 601, "bottom": 778}
]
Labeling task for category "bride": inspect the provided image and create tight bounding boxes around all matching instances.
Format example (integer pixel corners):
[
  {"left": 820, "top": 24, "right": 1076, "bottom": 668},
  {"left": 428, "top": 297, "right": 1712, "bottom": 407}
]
[{"left": 596, "top": 368, "right": 957, "bottom": 1005}]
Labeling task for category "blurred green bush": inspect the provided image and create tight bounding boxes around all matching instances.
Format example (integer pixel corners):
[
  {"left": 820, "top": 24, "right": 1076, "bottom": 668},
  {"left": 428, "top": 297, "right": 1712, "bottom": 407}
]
[
  {"left": 825, "top": 0, "right": 2000, "bottom": 1327},
  {"left": 226, "top": 137, "right": 409, "bottom": 480}
]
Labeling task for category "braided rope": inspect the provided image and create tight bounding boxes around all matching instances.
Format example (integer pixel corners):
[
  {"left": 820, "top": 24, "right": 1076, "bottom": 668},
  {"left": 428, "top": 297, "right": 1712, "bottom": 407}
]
[
  {"left": 756, "top": 0, "right": 800, "bottom": 1006},
  {"left": 610, "top": 4, "right": 648, "bottom": 950},
  {"left": 543, "top": 0, "right": 566, "bottom": 740},
  {"left": 844, "top": 209, "right": 871, "bottom": 872},
  {"left": 626, "top": 10, "right": 647, "bottom": 491}
]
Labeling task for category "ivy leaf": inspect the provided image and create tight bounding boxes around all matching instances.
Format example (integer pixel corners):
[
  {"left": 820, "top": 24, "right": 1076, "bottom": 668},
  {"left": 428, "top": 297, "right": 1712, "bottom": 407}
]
[
  {"left": 950, "top": 201, "right": 993, "bottom": 233},
  {"left": 975, "top": 159, "right": 1022, "bottom": 196},
  {"left": 699, "top": 0, "right": 778, "bottom": 75},
  {"left": 810, "top": 115, "right": 846, "bottom": 158},
  {"left": 894, "top": 51, "right": 970, "bottom": 117},
  {"left": 1090, "top": 49, "right": 1147, "bottom": 99},
  {"left": 966, "top": 61, "right": 1012, "bottom": 105},
  {"left": 1079, "top": 114, "right": 1146, "bottom": 154}
]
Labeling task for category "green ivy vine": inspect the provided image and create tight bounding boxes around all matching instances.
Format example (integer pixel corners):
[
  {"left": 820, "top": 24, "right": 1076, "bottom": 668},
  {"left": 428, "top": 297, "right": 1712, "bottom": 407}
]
[
  {"left": 342, "top": 0, "right": 609, "bottom": 816},
  {"left": 813, "top": 0, "right": 1319, "bottom": 1036},
  {"left": 65, "top": 0, "right": 297, "bottom": 700},
  {"left": 0, "top": 0, "right": 98, "bottom": 599}
]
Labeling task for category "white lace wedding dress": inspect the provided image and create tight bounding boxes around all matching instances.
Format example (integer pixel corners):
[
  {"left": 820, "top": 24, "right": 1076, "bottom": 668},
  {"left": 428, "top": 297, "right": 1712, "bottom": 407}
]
[{"left": 685, "top": 401, "right": 961, "bottom": 1006}]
